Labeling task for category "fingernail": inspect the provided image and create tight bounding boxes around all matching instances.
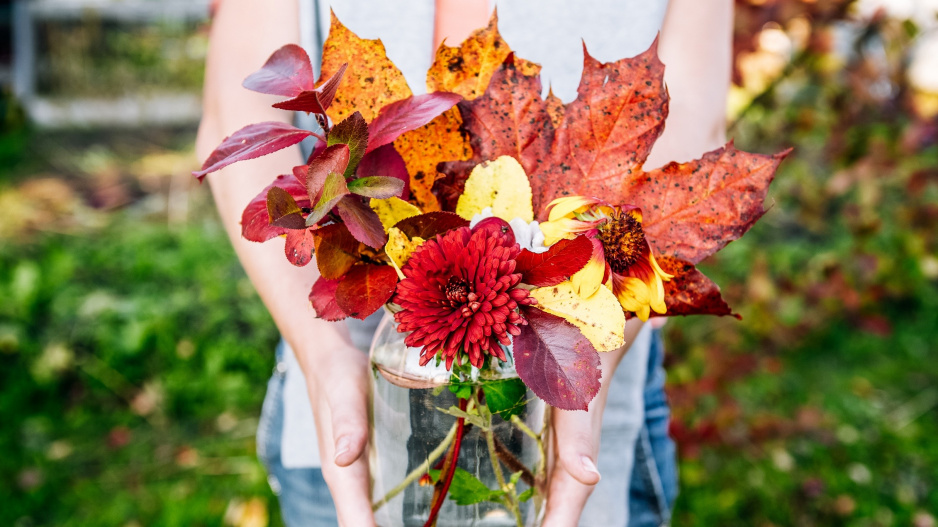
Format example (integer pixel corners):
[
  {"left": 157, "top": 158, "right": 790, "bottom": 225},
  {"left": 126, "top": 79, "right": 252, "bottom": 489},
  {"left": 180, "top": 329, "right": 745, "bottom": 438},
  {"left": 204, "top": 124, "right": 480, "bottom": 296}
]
[
  {"left": 334, "top": 436, "right": 350, "bottom": 461},
  {"left": 581, "top": 455, "right": 601, "bottom": 480}
]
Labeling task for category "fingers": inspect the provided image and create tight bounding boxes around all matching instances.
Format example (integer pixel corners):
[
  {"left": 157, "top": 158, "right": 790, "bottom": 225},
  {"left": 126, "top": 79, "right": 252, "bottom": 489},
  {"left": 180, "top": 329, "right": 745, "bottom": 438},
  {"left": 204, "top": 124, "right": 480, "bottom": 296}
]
[
  {"left": 306, "top": 353, "right": 376, "bottom": 527},
  {"left": 541, "top": 408, "right": 602, "bottom": 527}
]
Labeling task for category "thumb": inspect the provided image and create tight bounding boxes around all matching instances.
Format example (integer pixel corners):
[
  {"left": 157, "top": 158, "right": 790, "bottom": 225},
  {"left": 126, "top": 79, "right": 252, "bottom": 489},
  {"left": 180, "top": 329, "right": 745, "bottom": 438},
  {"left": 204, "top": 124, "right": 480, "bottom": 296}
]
[
  {"left": 321, "top": 363, "right": 370, "bottom": 468},
  {"left": 554, "top": 408, "right": 602, "bottom": 485}
]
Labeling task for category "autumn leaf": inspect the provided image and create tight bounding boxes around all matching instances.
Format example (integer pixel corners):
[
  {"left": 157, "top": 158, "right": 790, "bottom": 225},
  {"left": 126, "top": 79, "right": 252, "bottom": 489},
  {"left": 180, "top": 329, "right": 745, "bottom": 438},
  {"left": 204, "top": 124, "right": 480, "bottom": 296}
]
[
  {"left": 393, "top": 107, "right": 470, "bottom": 211},
  {"left": 272, "top": 63, "right": 348, "bottom": 115},
  {"left": 319, "top": 11, "right": 412, "bottom": 123},
  {"left": 266, "top": 186, "right": 306, "bottom": 229},
  {"left": 284, "top": 227, "right": 316, "bottom": 267},
  {"left": 513, "top": 307, "right": 601, "bottom": 411},
  {"left": 356, "top": 144, "right": 410, "bottom": 200},
  {"left": 310, "top": 276, "right": 347, "bottom": 321},
  {"left": 193, "top": 122, "right": 315, "bottom": 180},
  {"left": 455, "top": 156, "right": 534, "bottom": 223},
  {"left": 626, "top": 144, "right": 791, "bottom": 264},
  {"left": 313, "top": 223, "right": 362, "bottom": 280},
  {"left": 366, "top": 93, "right": 463, "bottom": 153},
  {"left": 385, "top": 227, "right": 424, "bottom": 272},
  {"left": 327, "top": 112, "right": 369, "bottom": 178},
  {"left": 335, "top": 196, "right": 387, "bottom": 248},
  {"left": 529, "top": 281, "right": 625, "bottom": 352},
  {"left": 241, "top": 175, "right": 309, "bottom": 242},
  {"left": 654, "top": 256, "right": 739, "bottom": 318},
  {"left": 515, "top": 235, "right": 593, "bottom": 287},
  {"left": 393, "top": 211, "right": 469, "bottom": 240},
  {"left": 427, "top": 11, "right": 540, "bottom": 100},
  {"left": 334, "top": 264, "right": 399, "bottom": 320},
  {"left": 242, "top": 44, "right": 315, "bottom": 97},
  {"left": 370, "top": 197, "right": 421, "bottom": 232}
]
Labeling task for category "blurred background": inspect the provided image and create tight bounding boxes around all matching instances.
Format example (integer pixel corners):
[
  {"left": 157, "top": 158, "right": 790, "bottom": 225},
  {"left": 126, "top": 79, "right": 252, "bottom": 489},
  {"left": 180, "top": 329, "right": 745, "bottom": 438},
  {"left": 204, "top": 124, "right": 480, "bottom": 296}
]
[{"left": 0, "top": 0, "right": 936, "bottom": 525}]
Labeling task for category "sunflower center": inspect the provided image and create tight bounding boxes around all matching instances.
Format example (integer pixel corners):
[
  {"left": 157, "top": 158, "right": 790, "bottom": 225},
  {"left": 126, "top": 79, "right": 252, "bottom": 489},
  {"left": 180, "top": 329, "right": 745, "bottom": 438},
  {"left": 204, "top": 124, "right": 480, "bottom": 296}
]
[
  {"left": 599, "top": 212, "right": 646, "bottom": 273},
  {"left": 444, "top": 276, "right": 470, "bottom": 306}
]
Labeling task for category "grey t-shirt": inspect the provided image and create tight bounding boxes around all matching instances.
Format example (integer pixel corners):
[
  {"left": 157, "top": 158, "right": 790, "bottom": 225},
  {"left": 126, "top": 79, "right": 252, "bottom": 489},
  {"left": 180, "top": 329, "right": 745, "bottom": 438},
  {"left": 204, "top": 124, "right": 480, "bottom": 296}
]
[{"left": 282, "top": 1, "right": 669, "bottom": 525}]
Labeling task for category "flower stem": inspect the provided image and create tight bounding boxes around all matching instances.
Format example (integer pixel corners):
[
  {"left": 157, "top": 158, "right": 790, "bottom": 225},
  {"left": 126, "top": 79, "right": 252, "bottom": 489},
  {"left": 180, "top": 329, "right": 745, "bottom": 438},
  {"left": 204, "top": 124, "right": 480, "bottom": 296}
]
[
  {"left": 371, "top": 420, "right": 458, "bottom": 513},
  {"left": 424, "top": 397, "right": 469, "bottom": 527},
  {"left": 480, "top": 391, "right": 524, "bottom": 527}
]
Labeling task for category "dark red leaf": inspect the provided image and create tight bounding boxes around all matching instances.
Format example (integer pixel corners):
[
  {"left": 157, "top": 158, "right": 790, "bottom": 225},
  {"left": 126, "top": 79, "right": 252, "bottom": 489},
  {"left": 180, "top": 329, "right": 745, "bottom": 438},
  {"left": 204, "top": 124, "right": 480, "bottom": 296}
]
[
  {"left": 334, "top": 264, "right": 398, "bottom": 320},
  {"left": 393, "top": 211, "right": 469, "bottom": 240},
  {"left": 653, "top": 256, "right": 739, "bottom": 318},
  {"left": 627, "top": 144, "right": 791, "bottom": 264},
  {"left": 194, "top": 122, "right": 314, "bottom": 180},
  {"left": 366, "top": 92, "right": 463, "bottom": 153},
  {"left": 305, "top": 144, "right": 351, "bottom": 199},
  {"left": 242, "top": 175, "right": 310, "bottom": 242},
  {"left": 242, "top": 44, "right": 315, "bottom": 97},
  {"left": 356, "top": 144, "right": 410, "bottom": 200},
  {"left": 266, "top": 186, "right": 306, "bottom": 229},
  {"left": 335, "top": 196, "right": 388, "bottom": 248},
  {"left": 313, "top": 223, "right": 362, "bottom": 280},
  {"left": 513, "top": 307, "right": 601, "bottom": 411},
  {"left": 515, "top": 236, "right": 593, "bottom": 287},
  {"left": 327, "top": 111, "right": 369, "bottom": 178},
  {"left": 272, "top": 63, "right": 349, "bottom": 114},
  {"left": 310, "top": 276, "right": 347, "bottom": 321},
  {"left": 284, "top": 227, "right": 316, "bottom": 267}
]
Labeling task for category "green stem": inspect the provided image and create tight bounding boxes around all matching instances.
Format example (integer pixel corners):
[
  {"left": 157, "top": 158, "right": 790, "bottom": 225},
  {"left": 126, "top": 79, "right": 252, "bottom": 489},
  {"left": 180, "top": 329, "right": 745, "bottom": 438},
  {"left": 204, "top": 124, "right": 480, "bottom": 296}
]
[
  {"left": 372, "top": 420, "right": 459, "bottom": 513},
  {"left": 481, "top": 392, "right": 524, "bottom": 527},
  {"left": 511, "top": 414, "right": 545, "bottom": 476}
]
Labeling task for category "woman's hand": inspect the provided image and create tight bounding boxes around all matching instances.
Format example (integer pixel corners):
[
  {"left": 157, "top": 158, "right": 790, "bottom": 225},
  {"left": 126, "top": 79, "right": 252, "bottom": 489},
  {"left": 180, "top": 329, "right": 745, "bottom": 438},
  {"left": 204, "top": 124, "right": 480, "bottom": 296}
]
[{"left": 301, "top": 343, "right": 376, "bottom": 527}]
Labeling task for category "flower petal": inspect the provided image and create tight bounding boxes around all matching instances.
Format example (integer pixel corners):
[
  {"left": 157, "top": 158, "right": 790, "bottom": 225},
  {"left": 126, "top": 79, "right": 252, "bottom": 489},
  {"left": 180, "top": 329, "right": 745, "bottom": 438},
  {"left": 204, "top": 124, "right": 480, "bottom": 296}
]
[{"left": 570, "top": 234, "right": 606, "bottom": 297}]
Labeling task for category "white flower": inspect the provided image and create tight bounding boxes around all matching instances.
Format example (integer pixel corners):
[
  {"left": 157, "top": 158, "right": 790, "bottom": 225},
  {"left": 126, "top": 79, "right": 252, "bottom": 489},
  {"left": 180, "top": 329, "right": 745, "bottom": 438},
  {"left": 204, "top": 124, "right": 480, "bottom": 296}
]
[{"left": 470, "top": 207, "right": 548, "bottom": 253}]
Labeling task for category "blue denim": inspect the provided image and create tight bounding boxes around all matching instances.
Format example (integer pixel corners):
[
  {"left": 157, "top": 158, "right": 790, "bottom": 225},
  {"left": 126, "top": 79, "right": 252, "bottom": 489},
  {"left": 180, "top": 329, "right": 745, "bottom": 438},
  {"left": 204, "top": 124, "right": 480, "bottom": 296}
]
[
  {"left": 256, "top": 343, "right": 339, "bottom": 526},
  {"left": 628, "top": 329, "right": 679, "bottom": 527},
  {"left": 258, "top": 331, "right": 677, "bottom": 527}
]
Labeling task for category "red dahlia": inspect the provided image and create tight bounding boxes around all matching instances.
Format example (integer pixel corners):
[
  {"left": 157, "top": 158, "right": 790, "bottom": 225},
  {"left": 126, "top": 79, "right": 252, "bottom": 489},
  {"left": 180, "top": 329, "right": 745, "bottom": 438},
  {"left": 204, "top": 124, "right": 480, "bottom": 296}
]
[{"left": 394, "top": 226, "right": 535, "bottom": 369}]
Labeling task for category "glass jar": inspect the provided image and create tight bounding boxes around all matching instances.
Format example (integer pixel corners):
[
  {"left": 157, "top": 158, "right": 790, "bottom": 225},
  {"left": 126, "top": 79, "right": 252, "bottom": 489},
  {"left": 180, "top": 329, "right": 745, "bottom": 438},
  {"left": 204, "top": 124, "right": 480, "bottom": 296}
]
[{"left": 369, "top": 310, "right": 548, "bottom": 527}]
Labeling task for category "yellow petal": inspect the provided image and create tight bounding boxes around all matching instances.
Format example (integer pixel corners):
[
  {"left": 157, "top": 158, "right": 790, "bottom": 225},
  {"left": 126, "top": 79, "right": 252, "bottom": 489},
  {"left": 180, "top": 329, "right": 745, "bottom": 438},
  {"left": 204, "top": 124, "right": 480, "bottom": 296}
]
[
  {"left": 455, "top": 156, "right": 533, "bottom": 223},
  {"left": 570, "top": 256, "right": 605, "bottom": 298},
  {"left": 385, "top": 227, "right": 424, "bottom": 274},
  {"left": 539, "top": 218, "right": 582, "bottom": 246},
  {"left": 530, "top": 281, "right": 625, "bottom": 352},
  {"left": 546, "top": 196, "right": 597, "bottom": 221},
  {"left": 370, "top": 197, "right": 422, "bottom": 232},
  {"left": 614, "top": 276, "right": 654, "bottom": 321}
]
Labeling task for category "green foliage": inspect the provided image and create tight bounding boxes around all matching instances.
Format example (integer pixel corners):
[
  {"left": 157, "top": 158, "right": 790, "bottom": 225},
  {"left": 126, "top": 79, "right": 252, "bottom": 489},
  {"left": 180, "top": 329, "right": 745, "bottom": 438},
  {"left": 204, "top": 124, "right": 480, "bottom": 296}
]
[
  {"left": 0, "top": 219, "right": 281, "bottom": 526},
  {"left": 482, "top": 378, "right": 527, "bottom": 419}
]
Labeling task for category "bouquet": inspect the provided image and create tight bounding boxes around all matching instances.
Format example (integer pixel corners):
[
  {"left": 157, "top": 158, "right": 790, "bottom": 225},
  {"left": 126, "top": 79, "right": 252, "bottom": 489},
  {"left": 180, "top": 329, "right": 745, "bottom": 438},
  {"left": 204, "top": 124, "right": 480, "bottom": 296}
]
[{"left": 196, "top": 12, "right": 786, "bottom": 526}]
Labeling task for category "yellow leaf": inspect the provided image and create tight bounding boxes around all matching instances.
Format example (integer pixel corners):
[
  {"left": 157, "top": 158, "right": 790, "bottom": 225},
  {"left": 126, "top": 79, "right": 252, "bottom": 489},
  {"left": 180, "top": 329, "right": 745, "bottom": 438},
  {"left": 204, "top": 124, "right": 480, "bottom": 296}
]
[
  {"left": 530, "top": 281, "right": 625, "bottom": 352},
  {"left": 370, "top": 197, "right": 421, "bottom": 232},
  {"left": 385, "top": 227, "right": 425, "bottom": 273},
  {"left": 455, "top": 156, "right": 533, "bottom": 223}
]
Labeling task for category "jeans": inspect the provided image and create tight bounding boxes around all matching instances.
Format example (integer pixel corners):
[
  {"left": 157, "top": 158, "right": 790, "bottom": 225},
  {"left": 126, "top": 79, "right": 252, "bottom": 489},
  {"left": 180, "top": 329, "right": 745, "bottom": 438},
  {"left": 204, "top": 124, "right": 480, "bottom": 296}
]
[{"left": 258, "top": 330, "right": 677, "bottom": 526}]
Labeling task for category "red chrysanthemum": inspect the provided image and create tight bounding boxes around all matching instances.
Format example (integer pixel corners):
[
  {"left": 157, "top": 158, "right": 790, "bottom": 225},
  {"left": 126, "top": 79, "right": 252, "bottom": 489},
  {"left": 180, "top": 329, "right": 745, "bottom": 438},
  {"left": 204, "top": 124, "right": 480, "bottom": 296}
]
[{"left": 394, "top": 225, "right": 535, "bottom": 369}]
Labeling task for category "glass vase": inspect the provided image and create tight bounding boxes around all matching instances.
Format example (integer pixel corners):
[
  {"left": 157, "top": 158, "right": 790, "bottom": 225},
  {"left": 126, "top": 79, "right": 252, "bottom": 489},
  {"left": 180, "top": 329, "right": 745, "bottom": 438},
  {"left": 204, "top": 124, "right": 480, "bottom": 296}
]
[{"left": 369, "top": 311, "right": 548, "bottom": 527}]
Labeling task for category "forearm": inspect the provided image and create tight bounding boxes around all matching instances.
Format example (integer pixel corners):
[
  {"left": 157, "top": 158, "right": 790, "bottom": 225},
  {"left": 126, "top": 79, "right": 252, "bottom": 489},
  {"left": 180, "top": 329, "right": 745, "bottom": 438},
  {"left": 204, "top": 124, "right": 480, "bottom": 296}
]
[
  {"left": 647, "top": 0, "right": 733, "bottom": 167},
  {"left": 196, "top": 0, "right": 357, "bottom": 375}
]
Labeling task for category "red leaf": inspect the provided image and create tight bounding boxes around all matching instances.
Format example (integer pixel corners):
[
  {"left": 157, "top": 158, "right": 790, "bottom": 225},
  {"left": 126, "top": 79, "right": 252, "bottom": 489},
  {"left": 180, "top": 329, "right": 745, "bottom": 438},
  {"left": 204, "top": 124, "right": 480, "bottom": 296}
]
[
  {"left": 310, "top": 276, "right": 347, "bottom": 321},
  {"left": 272, "top": 63, "right": 349, "bottom": 114},
  {"left": 366, "top": 92, "right": 463, "bottom": 153},
  {"left": 513, "top": 307, "right": 601, "bottom": 411},
  {"left": 284, "top": 228, "right": 316, "bottom": 267},
  {"left": 313, "top": 223, "right": 362, "bottom": 280},
  {"left": 194, "top": 122, "right": 314, "bottom": 180},
  {"left": 529, "top": 43, "right": 668, "bottom": 214},
  {"left": 305, "top": 144, "right": 351, "bottom": 199},
  {"left": 628, "top": 144, "right": 791, "bottom": 264},
  {"left": 334, "top": 264, "right": 398, "bottom": 320},
  {"left": 242, "top": 44, "right": 315, "bottom": 97},
  {"left": 516, "top": 236, "right": 593, "bottom": 287},
  {"left": 393, "top": 211, "right": 469, "bottom": 240},
  {"left": 241, "top": 175, "right": 310, "bottom": 242},
  {"left": 356, "top": 144, "right": 410, "bottom": 200},
  {"left": 456, "top": 56, "right": 552, "bottom": 178},
  {"left": 335, "top": 196, "right": 388, "bottom": 248},
  {"left": 654, "top": 256, "right": 739, "bottom": 318}
]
